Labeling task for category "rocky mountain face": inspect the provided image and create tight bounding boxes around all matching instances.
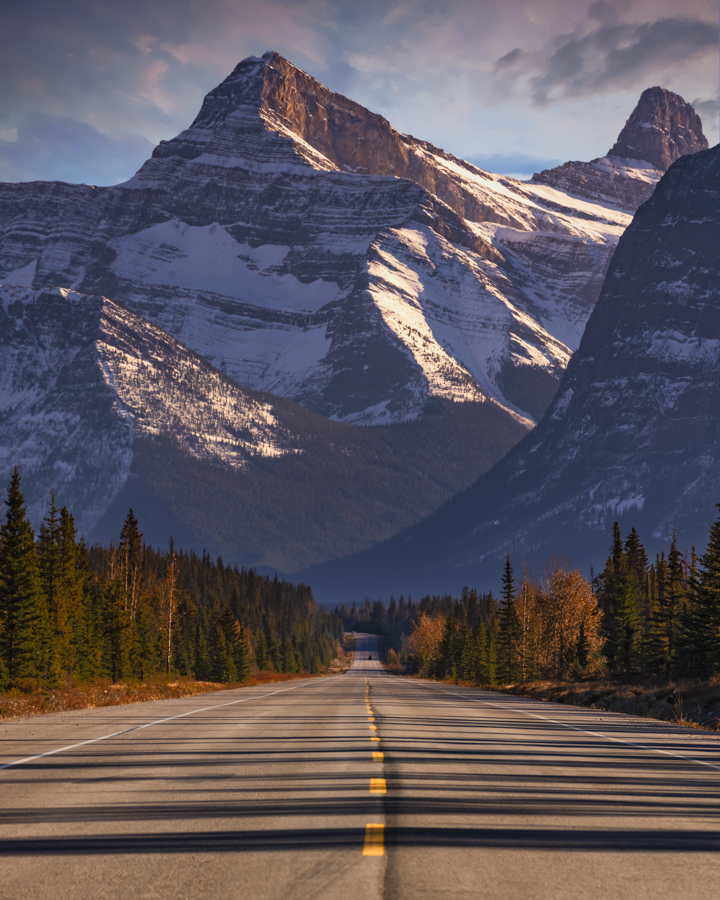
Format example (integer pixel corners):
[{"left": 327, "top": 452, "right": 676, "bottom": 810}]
[
  {"left": 0, "top": 284, "right": 525, "bottom": 569},
  {"left": 302, "top": 143, "right": 720, "bottom": 602},
  {"left": 0, "top": 54, "right": 709, "bottom": 571},
  {"left": 1, "top": 53, "right": 701, "bottom": 432},
  {"left": 607, "top": 86, "right": 708, "bottom": 170},
  {"left": 531, "top": 87, "right": 706, "bottom": 212}
]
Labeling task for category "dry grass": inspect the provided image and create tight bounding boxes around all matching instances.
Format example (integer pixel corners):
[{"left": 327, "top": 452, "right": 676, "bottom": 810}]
[
  {"left": 497, "top": 678, "right": 720, "bottom": 731},
  {"left": 0, "top": 669, "right": 337, "bottom": 722}
]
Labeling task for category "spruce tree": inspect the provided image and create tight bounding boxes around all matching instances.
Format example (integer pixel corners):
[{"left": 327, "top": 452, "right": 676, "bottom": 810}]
[
  {"left": 685, "top": 508, "right": 720, "bottom": 678},
  {"left": 119, "top": 509, "right": 143, "bottom": 619},
  {"left": 499, "top": 555, "right": 520, "bottom": 682},
  {"left": 280, "top": 634, "right": 296, "bottom": 673},
  {"left": 576, "top": 619, "right": 589, "bottom": 669},
  {"left": 0, "top": 468, "right": 49, "bottom": 685},
  {"left": 473, "top": 621, "right": 488, "bottom": 685},
  {"left": 36, "top": 493, "right": 65, "bottom": 683},
  {"left": 435, "top": 614, "right": 456, "bottom": 680},
  {"left": 234, "top": 623, "right": 251, "bottom": 682},
  {"left": 103, "top": 579, "right": 130, "bottom": 682}
]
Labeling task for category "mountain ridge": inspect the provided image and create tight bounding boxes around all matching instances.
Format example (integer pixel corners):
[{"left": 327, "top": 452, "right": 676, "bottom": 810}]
[
  {"left": 1, "top": 53, "right": 701, "bottom": 430},
  {"left": 0, "top": 283, "right": 526, "bottom": 568},
  {"left": 300, "top": 142, "right": 720, "bottom": 602}
]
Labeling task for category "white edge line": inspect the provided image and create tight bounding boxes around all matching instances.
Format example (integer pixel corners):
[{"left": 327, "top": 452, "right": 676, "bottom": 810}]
[
  {"left": 421, "top": 682, "right": 720, "bottom": 775},
  {"left": 0, "top": 679, "right": 319, "bottom": 772}
]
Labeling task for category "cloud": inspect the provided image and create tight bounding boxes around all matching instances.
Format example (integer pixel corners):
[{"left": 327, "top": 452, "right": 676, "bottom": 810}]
[
  {"left": 0, "top": 113, "right": 153, "bottom": 185},
  {"left": 495, "top": 15, "right": 718, "bottom": 105},
  {"left": 0, "top": 0, "right": 716, "bottom": 185},
  {"left": 691, "top": 96, "right": 720, "bottom": 130}
]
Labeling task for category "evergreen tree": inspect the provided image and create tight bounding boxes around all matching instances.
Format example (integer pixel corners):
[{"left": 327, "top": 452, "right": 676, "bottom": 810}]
[
  {"left": 683, "top": 508, "right": 720, "bottom": 678},
  {"left": 233, "top": 623, "right": 251, "bottom": 682},
  {"left": 254, "top": 628, "right": 271, "bottom": 670},
  {"left": 0, "top": 468, "right": 49, "bottom": 685},
  {"left": 472, "top": 620, "right": 488, "bottom": 685},
  {"left": 119, "top": 509, "right": 143, "bottom": 619},
  {"left": 576, "top": 618, "right": 589, "bottom": 669},
  {"left": 36, "top": 493, "right": 64, "bottom": 683},
  {"left": 498, "top": 555, "right": 520, "bottom": 682},
  {"left": 280, "top": 634, "right": 296, "bottom": 673},
  {"left": 435, "top": 614, "right": 457, "bottom": 680},
  {"left": 103, "top": 579, "right": 130, "bottom": 682}
]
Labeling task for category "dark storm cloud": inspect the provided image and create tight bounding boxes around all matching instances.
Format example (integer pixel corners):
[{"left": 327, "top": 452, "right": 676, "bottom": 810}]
[{"left": 496, "top": 15, "right": 718, "bottom": 105}]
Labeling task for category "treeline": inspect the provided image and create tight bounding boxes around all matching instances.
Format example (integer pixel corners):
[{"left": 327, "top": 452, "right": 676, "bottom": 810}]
[
  {"left": 596, "top": 514, "right": 720, "bottom": 680},
  {"left": 380, "top": 508, "right": 720, "bottom": 687},
  {"left": 0, "top": 468, "right": 342, "bottom": 690},
  {"left": 407, "top": 559, "right": 602, "bottom": 684},
  {"left": 339, "top": 589, "right": 498, "bottom": 644}
]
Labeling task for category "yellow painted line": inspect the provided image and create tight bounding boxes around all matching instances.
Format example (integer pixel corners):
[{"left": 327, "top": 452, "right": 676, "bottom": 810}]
[
  {"left": 362, "top": 823, "right": 384, "bottom": 856},
  {"left": 369, "top": 778, "right": 386, "bottom": 794},
  {"left": 368, "top": 716, "right": 375, "bottom": 722},
  {"left": 372, "top": 751, "right": 384, "bottom": 761},
  {"left": 371, "top": 736, "right": 381, "bottom": 743},
  {"left": 369, "top": 724, "right": 377, "bottom": 731}
]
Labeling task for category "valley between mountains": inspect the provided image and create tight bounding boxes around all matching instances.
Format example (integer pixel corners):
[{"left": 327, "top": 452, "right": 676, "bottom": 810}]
[{"left": 0, "top": 50, "right": 712, "bottom": 594}]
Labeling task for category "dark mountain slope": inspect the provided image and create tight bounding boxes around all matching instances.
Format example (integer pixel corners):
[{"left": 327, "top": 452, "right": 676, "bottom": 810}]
[
  {"left": 0, "top": 285, "right": 524, "bottom": 570},
  {"left": 301, "top": 143, "right": 720, "bottom": 602}
]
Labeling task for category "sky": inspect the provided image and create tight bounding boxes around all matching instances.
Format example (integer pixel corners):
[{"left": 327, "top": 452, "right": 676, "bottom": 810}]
[{"left": 0, "top": 0, "right": 717, "bottom": 185}]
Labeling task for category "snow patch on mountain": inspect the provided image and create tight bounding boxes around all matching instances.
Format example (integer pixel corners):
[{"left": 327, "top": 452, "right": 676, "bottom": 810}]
[
  {"left": 0, "top": 284, "right": 301, "bottom": 534},
  {"left": 110, "top": 220, "right": 339, "bottom": 312}
]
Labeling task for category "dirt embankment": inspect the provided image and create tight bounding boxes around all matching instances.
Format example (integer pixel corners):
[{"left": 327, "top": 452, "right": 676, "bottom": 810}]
[
  {"left": 499, "top": 679, "right": 720, "bottom": 730},
  {"left": 0, "top": 668, "right": 342, "bottom": 721}
]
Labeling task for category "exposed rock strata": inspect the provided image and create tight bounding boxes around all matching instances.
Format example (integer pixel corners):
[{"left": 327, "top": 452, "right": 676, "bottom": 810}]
[
  {"left": 302, "top": 144, "right": 720, "bottom": 601},
  {"left": 607, "top": 86, "right": 708, "bottom": 171},
  {"left": 0, "top": 284, "right": 526, "bottom": 569},
  {"left": 0, "top": 53, "right": 700, "bottom": 428},
  {"left": 532, "top": 87, "right": 707, "bottom": 212}
]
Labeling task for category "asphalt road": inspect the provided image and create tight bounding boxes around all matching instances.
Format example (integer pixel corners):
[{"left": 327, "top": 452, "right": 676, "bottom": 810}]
[{"left": 2, "top": 633, "right": 720, "bottom": 899}]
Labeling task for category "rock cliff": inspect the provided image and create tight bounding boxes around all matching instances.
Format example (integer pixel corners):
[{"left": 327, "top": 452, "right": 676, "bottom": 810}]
[
  {"left": 301, "top": 143, "right": 720, "bottom": 601},
  {"left": 0, "top": 284, "right": 525, "bottom": 568},
  {"left": 532, "top": 87, "right": 706, "bottom": 211},
  {"left": 1, "top": 53, "right": 699, "bottom": 429},
  {"left": 607, "top": 86, "right": 708, "bottom": 171}
]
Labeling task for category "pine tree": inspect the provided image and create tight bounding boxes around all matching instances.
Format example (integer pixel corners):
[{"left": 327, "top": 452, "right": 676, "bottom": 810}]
[
  {"left": 103, "top": 579, "right": 130, "bottom": 682},
  {"left": 36, "top": 493, "right": 65, "bottom": 684},
  {"left": 59, "top": 507, "right": 89, "bottom": 675},
  {"left": 684, "top": 508, "right": 720, "bottom": 678},
  {"left": 472, "top": 620, "right": 488, "bottom": 685},
  {"left": 597, "top": 522, "right": 625, "bottom": 668},
  {"left": 576, "top": 618, "right": 589, "bottom": 669},
  {"left": 435, "top": 614, "right": 456, "bottom": 680},
  {"left": 280, "top": 634, "right": 296, "bottom": 673},
  {"left": 254, "top": 628, "right": 271, "bottom": 671},
  {"left": 0, "top": 468, "right": 49, "bottom": 685},
  {"left": 119, "top": 509, "right": 143, "bottom": 619},
  {"left": 498, "top": 555, "right": 520, "bottom": 682},
  {"left": 233, "top": 623, "right": 251, "bottom": 682}
]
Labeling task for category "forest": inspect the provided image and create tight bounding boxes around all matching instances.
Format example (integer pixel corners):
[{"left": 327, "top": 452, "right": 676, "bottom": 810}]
[
  {"left": 341, "top": 510, "right": 720, "bottom": 687},
  {"left": 4, "top": 460, "right": 720, "bottom": 693},
  {"left": 0, "top": 468, "right": 343, "bottom": 690}
]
